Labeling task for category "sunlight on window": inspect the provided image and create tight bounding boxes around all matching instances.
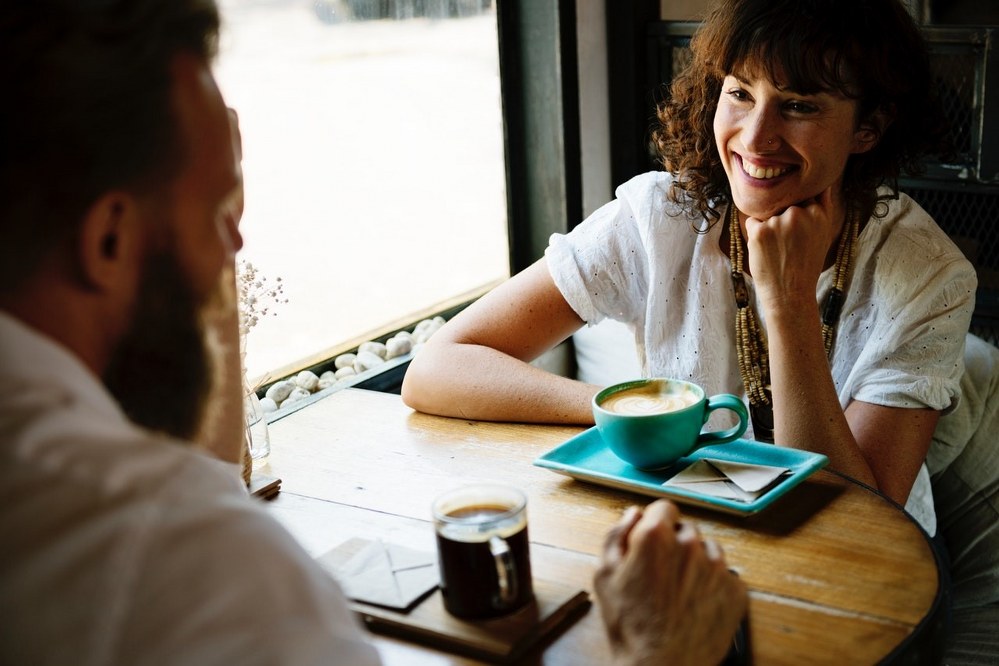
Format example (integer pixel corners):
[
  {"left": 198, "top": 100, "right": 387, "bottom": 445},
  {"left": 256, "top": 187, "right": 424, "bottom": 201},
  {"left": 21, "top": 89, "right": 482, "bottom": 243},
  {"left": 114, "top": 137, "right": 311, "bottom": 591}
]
[{"left": 215, "top": 0, "right": 508, "bottom": 383}]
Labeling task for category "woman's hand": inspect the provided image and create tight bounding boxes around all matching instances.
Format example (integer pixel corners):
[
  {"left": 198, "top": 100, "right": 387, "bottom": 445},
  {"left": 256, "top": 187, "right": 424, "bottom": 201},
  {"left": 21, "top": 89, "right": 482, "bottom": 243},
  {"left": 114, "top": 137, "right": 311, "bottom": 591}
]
[
  {"left": 744, "top": 186, "right": 844, "bottom": 314},
  {"left": 594, "top": 500, "right": 748, "bottom": 666},
  {"left": 742, "top": 186, "right": 883, "bottom": 491}
]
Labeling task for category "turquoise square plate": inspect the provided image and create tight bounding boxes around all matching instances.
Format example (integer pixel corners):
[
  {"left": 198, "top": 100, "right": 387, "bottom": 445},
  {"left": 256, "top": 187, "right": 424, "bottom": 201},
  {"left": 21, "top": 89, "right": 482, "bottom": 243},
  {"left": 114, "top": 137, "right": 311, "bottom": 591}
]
[{"left": 533, "top": 427, "right": 829, "bottom": 516}]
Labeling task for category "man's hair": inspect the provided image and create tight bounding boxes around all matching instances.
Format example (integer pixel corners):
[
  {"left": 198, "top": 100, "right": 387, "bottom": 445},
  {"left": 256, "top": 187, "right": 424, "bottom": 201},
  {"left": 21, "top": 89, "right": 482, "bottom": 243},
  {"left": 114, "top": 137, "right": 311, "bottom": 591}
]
[
  {"left": 0, "top": 0, "right": 220, "bottom": 290},
  {"left": 653, "top": 0, "right": 949, "bottom": 225}
]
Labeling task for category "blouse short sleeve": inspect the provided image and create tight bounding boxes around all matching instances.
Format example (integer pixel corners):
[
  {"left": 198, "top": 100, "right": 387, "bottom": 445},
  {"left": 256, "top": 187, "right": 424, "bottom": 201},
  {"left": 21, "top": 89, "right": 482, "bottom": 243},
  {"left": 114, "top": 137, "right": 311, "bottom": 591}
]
[
  {"left": 546, "top": 172, "right": 684, "bottom": 327},
  {"left": 834, "top": 195, "right": 977, "bottom": 413},
  {"left": 546, "top": 203, "right": 647, "bottom": 326}
]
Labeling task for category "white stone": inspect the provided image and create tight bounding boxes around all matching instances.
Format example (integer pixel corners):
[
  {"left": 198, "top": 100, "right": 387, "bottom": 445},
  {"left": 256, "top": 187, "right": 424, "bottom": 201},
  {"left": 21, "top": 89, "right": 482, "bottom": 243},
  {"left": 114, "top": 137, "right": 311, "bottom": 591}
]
[
  {"left": 317, "top": 377, "right": 337, "bottom": 390},
  {"left": 353, "top": 350, "right": 386, "bottom": 373},
  {"left": 281, "top": 387, "right": 311, "bottom": 407},
  {"left": 413, "top": 317, "right": 443, "bottom": 343},
  {"left": 259, "top": 397, "right": 278, "bottom": 413},
  {"left": 319, "top": 370, "right": 336, "bottom": 382},
  {"left": 386, "top": 335, "right": 412, "bottom": 359},
  {"left": 358, "top": 340, "right": 387, "bottom": 359},
  {"left": 295, "top": 370, "right": 319, "bottom": 392},
  {"left": 393, "top": 330, "right": 413, "bottom": 341},
  {"left": 265, "top": 379, "right": 295, "bottom": 404},
  {"left": 414, "top": 318, "right": 435, "bottom": 334},
  {"left": 334, "top": 353, "right": 356, "bottom": 370},
  {"left": 335, "top": 366, "right": 357, "bottom": 379}
]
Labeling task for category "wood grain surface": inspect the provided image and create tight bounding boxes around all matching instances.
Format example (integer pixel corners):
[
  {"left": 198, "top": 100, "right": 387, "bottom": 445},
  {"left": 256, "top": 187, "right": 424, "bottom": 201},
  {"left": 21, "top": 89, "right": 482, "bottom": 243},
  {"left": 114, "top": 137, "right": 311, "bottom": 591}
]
[{"left": 263, "top": 388, "right": 942, "bottom": 665}]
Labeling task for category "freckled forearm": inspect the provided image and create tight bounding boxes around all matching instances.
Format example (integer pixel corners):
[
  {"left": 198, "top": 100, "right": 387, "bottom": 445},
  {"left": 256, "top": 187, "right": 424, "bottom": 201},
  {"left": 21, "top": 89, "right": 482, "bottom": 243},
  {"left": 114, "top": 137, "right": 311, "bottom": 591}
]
[
  {"left": 402, "top": 339, "right": 600, "bottom": 424},
  {"left": 765, "top": 304, "right": 877, "bottom": 487}
]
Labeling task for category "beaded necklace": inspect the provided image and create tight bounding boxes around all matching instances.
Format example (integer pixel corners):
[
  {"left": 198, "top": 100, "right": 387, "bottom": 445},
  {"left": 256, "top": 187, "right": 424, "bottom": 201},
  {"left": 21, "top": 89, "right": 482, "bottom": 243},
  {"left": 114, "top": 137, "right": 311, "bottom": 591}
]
[{"left": 728, "top": 203, "right": 859, "bottom": 442}]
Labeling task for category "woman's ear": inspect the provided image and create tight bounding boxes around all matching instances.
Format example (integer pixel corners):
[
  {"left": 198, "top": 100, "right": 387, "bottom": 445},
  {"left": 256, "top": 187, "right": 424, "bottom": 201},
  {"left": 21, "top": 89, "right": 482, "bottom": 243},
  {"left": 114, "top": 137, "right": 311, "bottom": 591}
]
[
  {"left": 76, "top": 192, "right": 144, "bottom": 292},
  {"left": 852, "top": 104, "right": 896, "bottom": 154}
]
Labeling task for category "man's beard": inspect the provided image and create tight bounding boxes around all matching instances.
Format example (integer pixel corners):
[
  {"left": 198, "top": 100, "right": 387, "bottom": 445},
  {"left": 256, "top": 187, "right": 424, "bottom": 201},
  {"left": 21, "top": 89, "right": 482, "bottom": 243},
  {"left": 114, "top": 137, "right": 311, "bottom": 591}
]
[{"left": 104, "top": 250, "right": 216, "bottom": 441}]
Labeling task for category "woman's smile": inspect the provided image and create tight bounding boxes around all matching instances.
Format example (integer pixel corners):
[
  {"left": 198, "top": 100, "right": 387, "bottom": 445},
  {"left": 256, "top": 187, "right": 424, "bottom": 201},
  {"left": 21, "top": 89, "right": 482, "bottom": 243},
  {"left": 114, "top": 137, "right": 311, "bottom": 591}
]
[
  {"left": 714, "top": 72, "right": 871, "bottom": 219},
  {"left": 738, "top": 155, "right": 794, "bottom": 181}
]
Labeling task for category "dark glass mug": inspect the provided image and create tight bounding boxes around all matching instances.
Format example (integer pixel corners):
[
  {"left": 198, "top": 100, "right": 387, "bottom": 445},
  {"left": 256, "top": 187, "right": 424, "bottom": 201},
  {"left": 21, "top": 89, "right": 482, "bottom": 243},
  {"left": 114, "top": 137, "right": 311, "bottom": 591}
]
[{"left": 432, "top": 484, "right": 534, "bottom": 619}]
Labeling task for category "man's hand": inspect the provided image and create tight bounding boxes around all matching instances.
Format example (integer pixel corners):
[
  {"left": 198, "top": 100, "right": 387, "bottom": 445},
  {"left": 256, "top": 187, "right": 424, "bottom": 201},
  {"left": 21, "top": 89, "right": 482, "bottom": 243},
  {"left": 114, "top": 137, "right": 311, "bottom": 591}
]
[{"left": 594, "top": 500, "right": 748, "bottom": 666}]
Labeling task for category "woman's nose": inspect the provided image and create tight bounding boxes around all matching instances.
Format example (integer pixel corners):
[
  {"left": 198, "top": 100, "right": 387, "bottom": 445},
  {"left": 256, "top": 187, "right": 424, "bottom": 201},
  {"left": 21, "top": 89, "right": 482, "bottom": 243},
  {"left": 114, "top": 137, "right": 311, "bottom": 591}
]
[{"left": 742, "top": 105, "right": 781, "bottom": 153}]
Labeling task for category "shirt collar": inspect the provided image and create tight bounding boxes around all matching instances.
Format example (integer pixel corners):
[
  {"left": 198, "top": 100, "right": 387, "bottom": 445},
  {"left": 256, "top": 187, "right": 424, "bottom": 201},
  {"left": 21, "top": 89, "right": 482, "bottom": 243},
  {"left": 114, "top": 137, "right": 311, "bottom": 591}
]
[{"left": 0, "top": 310, "right": 128, "bottom": 426}]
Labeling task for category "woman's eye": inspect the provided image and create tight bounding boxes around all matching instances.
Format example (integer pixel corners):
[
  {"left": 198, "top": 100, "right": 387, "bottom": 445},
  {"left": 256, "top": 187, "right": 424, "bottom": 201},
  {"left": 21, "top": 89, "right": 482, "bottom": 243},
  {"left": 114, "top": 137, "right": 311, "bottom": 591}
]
[
  {"left": 726, "top": 88, "right": 750, "bottom": 102},
  {"left": 785, "top": 100, "right": 818, "bottom": 114}
]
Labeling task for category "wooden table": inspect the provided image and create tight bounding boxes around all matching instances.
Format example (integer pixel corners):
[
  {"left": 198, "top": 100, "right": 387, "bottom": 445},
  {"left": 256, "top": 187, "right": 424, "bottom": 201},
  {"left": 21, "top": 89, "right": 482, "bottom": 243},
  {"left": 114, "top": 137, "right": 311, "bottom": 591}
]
[{"left": 262, "top": 388, "right": 944, "bottom": 664}]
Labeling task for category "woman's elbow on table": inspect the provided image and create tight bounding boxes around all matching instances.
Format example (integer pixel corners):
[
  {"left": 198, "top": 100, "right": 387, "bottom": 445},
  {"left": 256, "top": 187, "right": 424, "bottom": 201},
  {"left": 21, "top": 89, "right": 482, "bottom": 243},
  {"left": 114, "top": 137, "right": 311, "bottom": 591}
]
[
  {"left": 400, "top": 341, "right": 447, "bottom": 413},
  {"left": 401, "top": 335, "right": 482, "bottom": 416}
]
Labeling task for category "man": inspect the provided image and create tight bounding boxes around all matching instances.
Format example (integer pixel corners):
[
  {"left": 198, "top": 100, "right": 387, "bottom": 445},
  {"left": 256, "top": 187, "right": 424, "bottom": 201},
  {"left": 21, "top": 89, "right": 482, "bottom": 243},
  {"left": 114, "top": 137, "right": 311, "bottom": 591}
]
[{"left": 0, "top": 1, "right": 745, "bottom": 664}]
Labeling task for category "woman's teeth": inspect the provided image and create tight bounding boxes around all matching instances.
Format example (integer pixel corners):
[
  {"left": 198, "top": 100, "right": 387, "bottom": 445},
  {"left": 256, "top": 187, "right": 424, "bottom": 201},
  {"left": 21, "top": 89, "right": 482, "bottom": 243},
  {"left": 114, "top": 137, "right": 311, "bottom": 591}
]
[{"left": 742, "top": 161, "right": 790, "bottom": 179}]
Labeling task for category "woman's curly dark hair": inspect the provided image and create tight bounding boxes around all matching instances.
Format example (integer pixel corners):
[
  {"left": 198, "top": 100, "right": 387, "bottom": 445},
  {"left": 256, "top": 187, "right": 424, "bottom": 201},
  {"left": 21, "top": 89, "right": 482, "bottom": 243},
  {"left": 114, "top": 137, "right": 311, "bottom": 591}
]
[{"left": 652, "top": 0, "right": 950, "bottom": 226}]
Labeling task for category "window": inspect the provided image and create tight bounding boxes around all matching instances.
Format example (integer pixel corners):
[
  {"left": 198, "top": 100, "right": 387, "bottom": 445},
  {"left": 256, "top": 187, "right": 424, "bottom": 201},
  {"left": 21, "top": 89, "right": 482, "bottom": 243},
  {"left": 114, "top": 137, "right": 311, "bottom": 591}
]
[{"left": 215, "top": 0, "right": 509, "bottom": 383}]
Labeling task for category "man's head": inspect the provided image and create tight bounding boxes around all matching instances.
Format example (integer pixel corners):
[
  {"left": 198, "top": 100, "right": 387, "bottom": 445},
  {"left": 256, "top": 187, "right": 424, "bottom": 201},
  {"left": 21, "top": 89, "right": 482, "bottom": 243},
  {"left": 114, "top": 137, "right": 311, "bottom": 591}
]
[
  {"left": 0, "top": 0, "right": 243, "bottom": 440},
  {"left": 0, "top": 0, "right": 222, "bottom": 286},
  {"left": 105, "top": 52, "right": 244, "bottom": 440}
]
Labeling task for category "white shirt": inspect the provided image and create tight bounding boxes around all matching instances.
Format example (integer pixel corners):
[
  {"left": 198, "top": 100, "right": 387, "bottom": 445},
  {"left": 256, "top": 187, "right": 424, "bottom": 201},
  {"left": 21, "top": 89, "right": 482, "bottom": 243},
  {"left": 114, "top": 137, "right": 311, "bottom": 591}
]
[
  {"left": 0, "top": 312, "right": 380, "bottom": 666},
  {"left": 548, "top": 171, "right": 977, "bottom": 534}
]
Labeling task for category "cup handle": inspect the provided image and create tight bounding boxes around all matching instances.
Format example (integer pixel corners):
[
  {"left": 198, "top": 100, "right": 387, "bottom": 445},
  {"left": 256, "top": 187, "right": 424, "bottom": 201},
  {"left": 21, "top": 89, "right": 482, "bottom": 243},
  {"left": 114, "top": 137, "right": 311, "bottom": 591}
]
[
  {"left": 489, "top": 535, "right": 517, "bottom": 606},
  {"left": 696, "top": 394, "right": 750, "bottom": 446}
]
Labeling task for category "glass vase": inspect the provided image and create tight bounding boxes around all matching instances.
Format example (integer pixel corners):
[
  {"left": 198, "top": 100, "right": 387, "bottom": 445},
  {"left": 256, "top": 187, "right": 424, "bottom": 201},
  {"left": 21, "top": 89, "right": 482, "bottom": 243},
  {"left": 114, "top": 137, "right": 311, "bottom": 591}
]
[{"left": 244, "top": 389, "right": 271, "bottom": 467}]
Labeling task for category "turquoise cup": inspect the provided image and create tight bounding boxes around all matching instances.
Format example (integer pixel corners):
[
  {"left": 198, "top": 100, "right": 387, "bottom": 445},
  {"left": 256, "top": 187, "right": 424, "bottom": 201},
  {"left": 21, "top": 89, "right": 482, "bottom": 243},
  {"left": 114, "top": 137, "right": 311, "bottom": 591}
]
[{"left": 593, "top": 378, "right": 749, "bottom": 470}]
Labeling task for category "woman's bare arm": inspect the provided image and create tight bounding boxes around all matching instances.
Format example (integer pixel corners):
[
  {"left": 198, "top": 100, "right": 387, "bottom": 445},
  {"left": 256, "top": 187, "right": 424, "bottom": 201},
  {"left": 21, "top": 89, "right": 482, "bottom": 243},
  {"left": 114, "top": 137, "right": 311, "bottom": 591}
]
[
  {"left": 401, "top": 258, "right": 602, "bottom": 423},
  {"left": 749, "top": 192, "right": 934, "bottom": 504}
]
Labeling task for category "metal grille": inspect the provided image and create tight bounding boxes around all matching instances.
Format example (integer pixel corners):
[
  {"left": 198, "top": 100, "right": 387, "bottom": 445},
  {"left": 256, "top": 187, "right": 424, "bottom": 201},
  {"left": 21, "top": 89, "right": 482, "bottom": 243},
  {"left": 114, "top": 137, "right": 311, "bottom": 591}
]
[
  {"left": 902, "top": 187, "right": 999, "bottom": 280},
  {"left": 902, "top": 185, "right": 999, "bottom": 345},
  {"left": 919, "top": 27, "right": 999, "bottom": 183},
  {"left": 927, "top": 47, "right": 978, "bottom": 163}
]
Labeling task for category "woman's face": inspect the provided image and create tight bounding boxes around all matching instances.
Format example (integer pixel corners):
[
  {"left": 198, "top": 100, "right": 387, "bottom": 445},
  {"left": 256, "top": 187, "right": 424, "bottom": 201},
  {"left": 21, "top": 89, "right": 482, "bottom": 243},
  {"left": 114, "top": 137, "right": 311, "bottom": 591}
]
[{"left": 713, "top": 70, "right": 873, "bottom": 220}]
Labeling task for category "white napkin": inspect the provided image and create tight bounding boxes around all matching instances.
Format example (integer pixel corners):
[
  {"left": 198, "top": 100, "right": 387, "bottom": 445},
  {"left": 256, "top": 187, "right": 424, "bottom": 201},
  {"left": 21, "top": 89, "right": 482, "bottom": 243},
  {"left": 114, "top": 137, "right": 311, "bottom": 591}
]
[
  {"left": 321, "top": 539, "right": 439, "bottom": 610},
  {"left": 663, "top": 458, "right": 789, "bottom": 503}
]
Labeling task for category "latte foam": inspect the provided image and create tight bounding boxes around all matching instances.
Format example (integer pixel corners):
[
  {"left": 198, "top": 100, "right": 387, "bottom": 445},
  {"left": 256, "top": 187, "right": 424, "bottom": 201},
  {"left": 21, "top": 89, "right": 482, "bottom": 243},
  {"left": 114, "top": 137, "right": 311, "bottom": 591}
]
[{"left": 600, "top": 385, "right": 699, "bottom": 416}]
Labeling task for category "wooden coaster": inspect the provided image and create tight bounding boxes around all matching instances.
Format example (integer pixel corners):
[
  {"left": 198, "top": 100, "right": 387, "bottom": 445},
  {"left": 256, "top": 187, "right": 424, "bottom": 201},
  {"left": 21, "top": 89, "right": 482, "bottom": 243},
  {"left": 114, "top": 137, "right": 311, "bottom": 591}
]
[
  {"left": 249, "top": 473, "right": 281, "bottom": 500},
  {"left": 322, "top": 538, "right": 591, "bottom": 663}
]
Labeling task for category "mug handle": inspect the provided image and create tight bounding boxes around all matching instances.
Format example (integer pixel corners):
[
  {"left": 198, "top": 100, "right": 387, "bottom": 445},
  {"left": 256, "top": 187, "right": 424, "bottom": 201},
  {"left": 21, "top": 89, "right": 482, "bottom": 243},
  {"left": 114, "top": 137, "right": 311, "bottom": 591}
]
[
  {"left": 695, "top": 394, "right": 749, "bottom": 446},
  {"left": 489, "top": 535, "right": 518, "bottom": 605}
]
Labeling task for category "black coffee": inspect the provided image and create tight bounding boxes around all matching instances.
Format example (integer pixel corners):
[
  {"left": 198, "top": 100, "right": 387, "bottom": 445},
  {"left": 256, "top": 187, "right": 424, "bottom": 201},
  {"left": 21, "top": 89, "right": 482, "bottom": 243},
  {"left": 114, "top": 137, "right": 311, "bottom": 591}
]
[{"left": 436, "top": 504, "right": 534, "bottom": 619}]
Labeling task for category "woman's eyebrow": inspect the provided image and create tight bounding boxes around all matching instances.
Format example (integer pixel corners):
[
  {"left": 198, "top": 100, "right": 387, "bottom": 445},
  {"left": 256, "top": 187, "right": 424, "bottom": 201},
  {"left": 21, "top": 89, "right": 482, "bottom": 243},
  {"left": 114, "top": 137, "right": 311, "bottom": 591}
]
[{"left": 731, "top": 72, "right": 790, "bottom": 90}]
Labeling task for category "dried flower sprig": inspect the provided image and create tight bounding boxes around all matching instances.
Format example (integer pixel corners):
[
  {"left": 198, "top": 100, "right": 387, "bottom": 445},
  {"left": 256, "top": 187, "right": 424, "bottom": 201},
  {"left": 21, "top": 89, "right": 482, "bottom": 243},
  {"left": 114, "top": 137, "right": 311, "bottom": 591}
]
[{"left": 236, "top": 259, "right": 288, "bottom": 343}]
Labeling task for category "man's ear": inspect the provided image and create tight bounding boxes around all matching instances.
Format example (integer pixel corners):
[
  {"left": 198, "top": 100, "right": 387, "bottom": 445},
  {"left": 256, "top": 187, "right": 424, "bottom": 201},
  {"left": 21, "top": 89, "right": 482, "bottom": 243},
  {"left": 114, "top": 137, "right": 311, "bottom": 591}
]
[
  {"left": 852, "top": 104, "right": 896, "bottom": 155},
  {"left": 76, "top": 192, "right": 144, "bottom": 292}
]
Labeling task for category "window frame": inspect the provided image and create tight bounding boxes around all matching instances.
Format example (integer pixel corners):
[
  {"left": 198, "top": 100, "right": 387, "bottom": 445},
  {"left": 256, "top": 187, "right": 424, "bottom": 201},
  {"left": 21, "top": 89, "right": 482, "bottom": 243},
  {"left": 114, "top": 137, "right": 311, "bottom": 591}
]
[{"left": 254, "top": 0, "right": 586, "bottom": 412}]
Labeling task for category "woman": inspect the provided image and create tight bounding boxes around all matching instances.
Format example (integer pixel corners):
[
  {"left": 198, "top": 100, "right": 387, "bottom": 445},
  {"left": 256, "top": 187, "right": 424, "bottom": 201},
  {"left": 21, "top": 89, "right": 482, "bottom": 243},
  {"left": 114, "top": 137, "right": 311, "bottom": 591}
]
[{"left": 402, "top": 0, "right": 976, "bottom": 534}]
